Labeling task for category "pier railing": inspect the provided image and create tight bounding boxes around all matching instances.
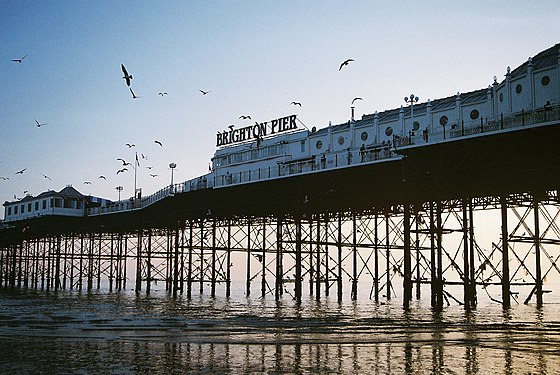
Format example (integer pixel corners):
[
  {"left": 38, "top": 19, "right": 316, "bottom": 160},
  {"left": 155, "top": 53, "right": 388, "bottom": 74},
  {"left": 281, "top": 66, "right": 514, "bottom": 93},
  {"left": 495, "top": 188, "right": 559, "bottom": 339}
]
[{"left": 88, "top": 104, "right": 560, "bottom": 216}]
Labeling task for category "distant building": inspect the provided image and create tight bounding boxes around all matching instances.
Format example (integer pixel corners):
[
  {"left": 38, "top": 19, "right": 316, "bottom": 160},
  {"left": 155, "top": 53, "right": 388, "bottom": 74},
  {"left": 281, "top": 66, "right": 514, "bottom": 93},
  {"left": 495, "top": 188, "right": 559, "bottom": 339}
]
[{"left": 2, "top": 185, "right": 112, "bottom": 223}]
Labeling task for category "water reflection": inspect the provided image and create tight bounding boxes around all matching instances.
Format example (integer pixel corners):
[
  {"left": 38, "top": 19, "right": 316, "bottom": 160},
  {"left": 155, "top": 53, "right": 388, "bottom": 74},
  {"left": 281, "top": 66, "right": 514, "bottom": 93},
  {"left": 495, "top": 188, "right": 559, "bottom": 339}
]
[{"left": 0, "top": 288, "right": 559, "bottom": 374}]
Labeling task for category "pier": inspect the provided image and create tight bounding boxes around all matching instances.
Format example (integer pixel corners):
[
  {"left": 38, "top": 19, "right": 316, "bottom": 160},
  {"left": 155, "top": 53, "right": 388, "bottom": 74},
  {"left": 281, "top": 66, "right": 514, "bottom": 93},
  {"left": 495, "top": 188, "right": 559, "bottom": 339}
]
[{"left": 2, "top": 104, "right": 560, "bottom": 310}]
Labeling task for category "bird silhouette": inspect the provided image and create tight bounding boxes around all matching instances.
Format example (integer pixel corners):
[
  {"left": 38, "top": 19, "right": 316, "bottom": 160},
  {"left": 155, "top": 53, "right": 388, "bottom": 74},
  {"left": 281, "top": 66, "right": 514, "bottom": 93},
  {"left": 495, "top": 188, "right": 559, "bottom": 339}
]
[
  {"left": 339, "top": 58, "right": 354, "bottom": 71},
  {"left": 123, "top": 162, "right": 132, "bottom": 167},
  {"left": 154, "top": 140, "right": 163, "bottom": 147},
  {"left": 149, "top": 174, "right": 158, "bottom": 177},
  {"left": 199, "top": 90, "right": 211, "bottom": 95},
  {"left": 15, "top": 168, "right": 26, "bottom": 175},
  {"left": 158, "top": 92, "right": 168, "bottom": 96},
  {"left": 239, "top": 115, "right": 252, "bottom": 120},
  {"left": 291, "top": 101, "right": 302, "bottom": 106},
  {"left": 0, "top": 177, "right": 9, "bottom": 181},
  {"left": 35, "top": 119, "right": 47, "bottom": 127},
  {"left": 11, "top": 55, "right": 27, "bottom": 63},
  {"left": 125, "top": 143, "right": 135, "bottom": 148},
  {"left": 146, "top": 166, "right": 153, "bottom": 170},
  {"left": 351, "top": 97, "right": 363, "bottom": 105},
  {"left": 84, "top": 181, "right": 91, "bottom": 185},
  {"left": 130, "top": 88, "right": 139, "bottom": 99},
  {"left": 42, "top": 174, "right": 52, "bottom": 180},
  {"left": 121, "top": 64, "right": 133, "bottom": 86},
  {"left": 116, "top": 168, "right": 128, "bottom": 174},
  {"left": 98, "top": 175, "right": 106, "bottom": 180}
]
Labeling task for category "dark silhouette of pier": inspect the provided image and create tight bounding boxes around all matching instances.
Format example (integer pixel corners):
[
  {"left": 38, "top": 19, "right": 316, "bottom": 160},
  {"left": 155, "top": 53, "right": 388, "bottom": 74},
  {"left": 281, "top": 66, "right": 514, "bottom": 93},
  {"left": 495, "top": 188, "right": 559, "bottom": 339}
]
[{"left": 2, "top": 106, "right": 560, "bottom": 310}]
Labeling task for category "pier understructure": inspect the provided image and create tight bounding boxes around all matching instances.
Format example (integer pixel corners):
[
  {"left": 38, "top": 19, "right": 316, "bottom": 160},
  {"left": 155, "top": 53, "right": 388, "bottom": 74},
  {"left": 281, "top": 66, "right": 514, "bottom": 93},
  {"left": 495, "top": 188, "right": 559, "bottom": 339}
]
[{"left": 2, "top": 117, "right": 560, "bottom": 310}]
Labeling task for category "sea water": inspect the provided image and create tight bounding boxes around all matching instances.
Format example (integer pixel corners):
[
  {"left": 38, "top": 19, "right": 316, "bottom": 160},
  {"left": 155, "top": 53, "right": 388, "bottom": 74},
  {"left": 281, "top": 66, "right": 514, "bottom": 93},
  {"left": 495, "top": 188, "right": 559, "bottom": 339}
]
[{"left": 0, "top": 285, "right": 559, "bottom": 374}]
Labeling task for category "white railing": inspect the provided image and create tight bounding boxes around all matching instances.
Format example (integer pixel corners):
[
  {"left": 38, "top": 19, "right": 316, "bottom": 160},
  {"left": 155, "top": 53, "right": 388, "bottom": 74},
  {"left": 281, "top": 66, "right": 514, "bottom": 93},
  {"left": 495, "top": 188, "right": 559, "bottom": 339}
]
[{"left": 87, "top": 104, "right": 560, "bottom": 216}]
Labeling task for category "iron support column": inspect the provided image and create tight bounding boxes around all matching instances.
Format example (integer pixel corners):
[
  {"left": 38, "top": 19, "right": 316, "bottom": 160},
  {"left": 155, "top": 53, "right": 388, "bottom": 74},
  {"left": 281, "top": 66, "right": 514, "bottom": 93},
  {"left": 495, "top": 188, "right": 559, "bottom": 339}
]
[{"left": 501, "top": 196, "right": 511, "bottom": 308}]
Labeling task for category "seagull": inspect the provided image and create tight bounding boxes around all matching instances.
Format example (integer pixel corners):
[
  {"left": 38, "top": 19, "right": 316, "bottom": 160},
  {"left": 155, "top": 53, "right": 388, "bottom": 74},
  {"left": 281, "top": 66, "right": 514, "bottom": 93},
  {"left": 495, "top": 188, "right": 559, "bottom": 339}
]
[
  {"left": 11, "top": 55, "right": 27, "bottom": 63},
  {"left": 239, "top": 115, "right": 252, "bottom": 120},
  {"left": 141, "top": 153, "right": 147, "bottom": 159},
  {"left": 158, "top": 92, "right": 168, "bottom": 96},
  {"left": 149, "top": 174, "right": 158, "bottom": 177},
  {"left": 15, "top": 168, "right": 26, "bottom": 175},
  {"left": 116, "top": 168, "right": 128, "bottom": 174},
  {"left": 339, "top": 58, "right": 354, "bottom": 71},
  {"left": 130, "top": 88, "right": 139, "bottom": 99},
  {"left": 0, "top": 176, "right": 9, "bottom": 181},
  {"left": 23, "top": 190, "right": 29, "bottom": 194},
  {"left": 154, "top": 140, "right": 163, "bottom": 147},
  {"left": 98, "top": 175, "right": 106, "bottom": 180},
  {"left": 35, "top": 119, "right": 47, "bottom": 127},
  {"left": 84, "top": 181, "right": 91, "bottom": 185},
  {"left": 291, "top": 101, "right": 302, "bottom": 107},
  {"left": 123, "top": 162, "right": 132, "bottom": 167},
  {"left": 125, "top": 143, "right": 135, "bottom": 148},
  {"left": 199, "top": 90, "right": 211, "bottom": 95},
  {"left": 121, "top": 64, "right": 133, "bottom": 86},
  {"left": 42, "top": 174, "right": 52, "bottom": 180},
  {"left": 146, "top": 166, "right": 153, "bottom": 170},
  {"left": 351, "top": 97, "right": 363, "bottom": 105}
]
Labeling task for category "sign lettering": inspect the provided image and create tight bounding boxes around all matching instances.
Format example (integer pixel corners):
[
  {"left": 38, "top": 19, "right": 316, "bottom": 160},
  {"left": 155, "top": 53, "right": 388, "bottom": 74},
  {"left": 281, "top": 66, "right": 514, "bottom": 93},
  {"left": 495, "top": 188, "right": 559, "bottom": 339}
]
[{"left": 217, "top": 114, "right": 298, "bottom": 147}]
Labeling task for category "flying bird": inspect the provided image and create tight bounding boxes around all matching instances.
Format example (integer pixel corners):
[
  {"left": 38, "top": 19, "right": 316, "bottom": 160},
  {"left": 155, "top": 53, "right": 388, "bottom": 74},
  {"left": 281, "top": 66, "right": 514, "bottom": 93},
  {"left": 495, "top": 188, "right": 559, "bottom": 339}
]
[
  {"left": 154, "top": 140, "right": 163, "bottom": 147},
  {"left": 158, "top": 92, "right": 168, "bottom": 96},
  {"left": 98, "top": 175, "right": 106, "bottom": 180},
  {"left": 84, "top": 181, "right": 91, "bottom": 185},
  {"left": 149, "top": 174, "right": 158, "bottom": 177},
  {"left": 121, "top": 64, "right": 133, "bottom": 86},
  {"left": 239, "top": 115, "right": 252, "bottom": 120},
  {"left": 146, "top": 166, "right": 153, "bottom": 170},
  {"left": 15, "top": 168, "right": 26, "bottom": 175},
  {"left": 11, "top": 55, "right": 27, "bottom": 63},
  {"left": 351, "top": 97, "right": 363, "bottom": 105},
  {"left": 130, "top": 88, "right": 139, "bottom": 99},
  {"left": 35, "top": 119, "right": 47, "bottom": 127},
  {"left": 42, "top": 174, "right": 52, "bottom": 180},
  {"left": 125, "top": 143, "right": 135, "bottom": 148},
  {"left": 291, "top": 101, "right": 302, "bottom": 107},
  {"left": 199, "top": 90, "right": 211, "bottom": 95},
  {"left": 141, "top": 153, "right": 147, "bottom": 159},
  {"left": 116, "top": 168, "right": 128, "bottom": 174},
  {"left": 0, "top": 177, "right": 9, "bottom": 181},
  {"left": 339, "top": 58, "right": 354, "bottom": 71}
]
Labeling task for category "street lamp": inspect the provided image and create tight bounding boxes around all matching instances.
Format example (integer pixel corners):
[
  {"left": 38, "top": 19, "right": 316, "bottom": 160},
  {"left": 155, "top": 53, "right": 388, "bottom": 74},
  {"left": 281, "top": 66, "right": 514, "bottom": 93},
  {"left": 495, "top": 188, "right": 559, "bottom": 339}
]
[
  {"left": 116, "top": 186, "right": 123, "bottom": 201},
  {"left": 169, "top": 163, "right": 177, "bottom": 186},
  {"left": 404, "top": 94, "right": 419, "bottom": 138}
]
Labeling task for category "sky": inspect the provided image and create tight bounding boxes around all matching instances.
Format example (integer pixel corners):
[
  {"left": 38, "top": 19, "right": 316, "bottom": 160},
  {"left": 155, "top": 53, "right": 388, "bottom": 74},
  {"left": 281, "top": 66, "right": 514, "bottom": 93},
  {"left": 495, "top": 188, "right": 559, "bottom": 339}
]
[{"left": 1, "top": 1, "right": 560, "bottom": 219}]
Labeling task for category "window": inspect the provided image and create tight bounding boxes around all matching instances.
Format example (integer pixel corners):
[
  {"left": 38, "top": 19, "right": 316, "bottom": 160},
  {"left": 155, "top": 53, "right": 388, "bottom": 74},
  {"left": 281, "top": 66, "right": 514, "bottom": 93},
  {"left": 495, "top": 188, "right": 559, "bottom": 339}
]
[
  {"left": 361, "top": 132, "right": 368, "bottom": 141},
  {"left": 35, "top": 201, "right": 39, "bottom": 211},
  {"left": 42, "top": 200, "right": 47, "bottom": 209},
  {"left": 385, "top": 127, "right": 393, "bottom": 136},
  {"left": 14, "top": 206, "right": 18, "bottom": 214},
  {"left": 516, "top": 84, "right": 522, "bottom": 94},
  {"left": 28, "top": 203, "right": 32, "bottom": 212},
  {"left": 7, "top": 207, "right": 11, "bottom": 215},
  {"left": 499, "top": 92, "right": 504, "bottom": 102},
  {"left": 338, "top": 136, "right": 345, "bottom": 145},
  {"left": 413, "top": 121, "right": 420, "bottom": 131},
  {"left": 439, "top": 116, "right": 448, "bottom": 126},
  {"left": 541, "top": 75, "right": 550, "bottom": 86},
  {"left": 316, "top": 140, "right": 322, "bottom": 150},
  {"left": 21, "top": 205, "right": 25, "bottom": 213},
  {"left": 300, "top": 140, "right": 305, "bottom": 153},
  {"left": 470, "top": 109, "right": 480, "bottom": 120}
]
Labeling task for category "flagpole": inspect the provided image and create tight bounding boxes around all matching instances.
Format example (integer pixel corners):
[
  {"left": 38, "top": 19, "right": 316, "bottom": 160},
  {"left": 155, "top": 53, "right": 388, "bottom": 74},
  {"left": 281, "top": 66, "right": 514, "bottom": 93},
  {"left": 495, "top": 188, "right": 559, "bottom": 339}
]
[{"left": 134, "top": 151, "right": 138, "bottom": 201}]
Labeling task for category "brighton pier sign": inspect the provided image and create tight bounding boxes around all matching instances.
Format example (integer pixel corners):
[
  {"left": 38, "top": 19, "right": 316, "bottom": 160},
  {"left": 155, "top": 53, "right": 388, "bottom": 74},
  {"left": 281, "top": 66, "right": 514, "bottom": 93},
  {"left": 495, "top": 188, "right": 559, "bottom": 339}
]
[{"left": 216, "top": 114, "right": 298, "bottom": 147}]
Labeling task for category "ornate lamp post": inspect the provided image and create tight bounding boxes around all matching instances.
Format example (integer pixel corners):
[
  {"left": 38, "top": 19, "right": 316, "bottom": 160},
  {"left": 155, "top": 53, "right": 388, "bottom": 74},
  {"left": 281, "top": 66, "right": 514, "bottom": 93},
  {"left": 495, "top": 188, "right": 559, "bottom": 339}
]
[
  {"left": 404, "top": 94, "right": 419, "bottom": 138},
  {"left": 116, "top": 186, "right": 123, "bottom": 201}
]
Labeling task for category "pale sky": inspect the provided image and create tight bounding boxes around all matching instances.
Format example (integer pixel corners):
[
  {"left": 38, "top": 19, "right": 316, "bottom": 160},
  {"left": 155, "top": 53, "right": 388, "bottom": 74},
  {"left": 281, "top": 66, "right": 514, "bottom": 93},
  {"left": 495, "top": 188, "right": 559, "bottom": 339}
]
[{"left": 1, "top": 1, "right": 559, "bottom": 218}]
